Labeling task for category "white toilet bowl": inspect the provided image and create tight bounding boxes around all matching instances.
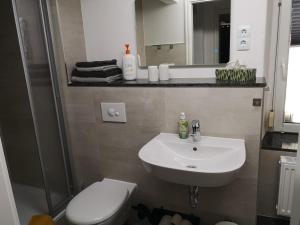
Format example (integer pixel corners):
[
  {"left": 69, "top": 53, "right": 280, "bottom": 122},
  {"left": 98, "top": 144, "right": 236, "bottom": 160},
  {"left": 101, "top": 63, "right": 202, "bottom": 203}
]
[{"left": 66, "top": 178, "right": 137, "bottom": 225}]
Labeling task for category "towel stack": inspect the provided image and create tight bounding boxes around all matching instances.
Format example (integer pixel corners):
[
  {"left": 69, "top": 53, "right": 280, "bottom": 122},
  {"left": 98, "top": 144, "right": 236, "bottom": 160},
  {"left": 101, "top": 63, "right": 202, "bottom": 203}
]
[{"left": 71, "top": 59, "right": 123, "bottom": 83}]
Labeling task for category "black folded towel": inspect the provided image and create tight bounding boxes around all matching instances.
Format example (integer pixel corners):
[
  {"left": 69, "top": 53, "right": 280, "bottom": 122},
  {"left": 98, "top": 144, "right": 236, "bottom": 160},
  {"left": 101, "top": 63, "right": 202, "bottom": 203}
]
[
  {"left": 76, "top": 64, "right": 119, "bottom": 72},
  {"left": 71, "top": 74, "right": 122, "bottom": 83},
  {"left": 72, "top": 67, "right": 123, "bottom": 78},
  {"left": 76, "top": 59, "right": 117, "bottom": 68}
]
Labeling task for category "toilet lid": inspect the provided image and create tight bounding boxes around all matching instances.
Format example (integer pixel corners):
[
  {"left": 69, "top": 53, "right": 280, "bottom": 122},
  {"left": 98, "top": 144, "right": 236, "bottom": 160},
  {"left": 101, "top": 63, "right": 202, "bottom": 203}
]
[{"left": 66, "top": 181, "right": 129, "bottom": 225}]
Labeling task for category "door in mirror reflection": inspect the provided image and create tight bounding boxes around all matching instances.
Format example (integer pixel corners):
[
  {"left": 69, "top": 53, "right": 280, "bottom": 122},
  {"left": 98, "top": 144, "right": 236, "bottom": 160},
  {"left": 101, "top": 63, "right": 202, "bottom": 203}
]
[{"left": 192, "top": 0, "right": 230, "bottom": 65}]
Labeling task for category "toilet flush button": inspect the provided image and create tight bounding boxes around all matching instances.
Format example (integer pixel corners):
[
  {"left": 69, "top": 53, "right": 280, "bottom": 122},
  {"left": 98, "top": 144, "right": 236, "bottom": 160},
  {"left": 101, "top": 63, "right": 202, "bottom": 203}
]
[
  {"left": 101, "top": 103, "right": 127, "bottom": 123},
  {"left": 107, "top": 108, "right": 116, "bottom": 117}
]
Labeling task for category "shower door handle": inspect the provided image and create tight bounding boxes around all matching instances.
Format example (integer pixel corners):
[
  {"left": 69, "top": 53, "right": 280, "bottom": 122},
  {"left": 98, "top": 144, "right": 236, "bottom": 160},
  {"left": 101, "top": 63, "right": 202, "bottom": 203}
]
[{"left": 281, "top": 58, "right": 287, "bottom": 80}]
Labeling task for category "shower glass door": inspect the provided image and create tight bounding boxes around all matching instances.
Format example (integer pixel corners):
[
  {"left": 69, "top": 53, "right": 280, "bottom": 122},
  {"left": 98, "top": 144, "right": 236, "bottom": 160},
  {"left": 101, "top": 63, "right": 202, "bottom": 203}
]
[{"left": 12, "top": 0, "right": 73, "bottom": 215}]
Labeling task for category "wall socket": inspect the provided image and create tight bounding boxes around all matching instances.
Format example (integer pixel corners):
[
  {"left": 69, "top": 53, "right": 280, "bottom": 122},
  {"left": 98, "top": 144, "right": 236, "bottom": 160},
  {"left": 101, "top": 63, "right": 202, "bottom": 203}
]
[
  {"left": 237, "top": 25, "right": 251, "bottom": 51},
  {"left": 237, "top": 38, "right": 251, "bottom": 51},
  {"left": 238, "top": 26, "right": 251, "bottom": 38}
]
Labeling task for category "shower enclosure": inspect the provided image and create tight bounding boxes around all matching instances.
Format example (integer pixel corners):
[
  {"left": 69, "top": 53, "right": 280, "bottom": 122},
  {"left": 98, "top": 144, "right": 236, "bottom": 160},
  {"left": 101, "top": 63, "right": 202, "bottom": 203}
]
[{"left": 0, "top": 0, "right": 73, "bottom": 224}]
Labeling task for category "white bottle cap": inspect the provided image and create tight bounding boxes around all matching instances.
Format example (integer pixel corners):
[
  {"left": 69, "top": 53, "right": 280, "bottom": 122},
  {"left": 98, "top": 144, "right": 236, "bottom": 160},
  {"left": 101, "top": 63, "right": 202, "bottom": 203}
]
[{"left": 180, "top": 112, "right": 186, "bottom": 120}]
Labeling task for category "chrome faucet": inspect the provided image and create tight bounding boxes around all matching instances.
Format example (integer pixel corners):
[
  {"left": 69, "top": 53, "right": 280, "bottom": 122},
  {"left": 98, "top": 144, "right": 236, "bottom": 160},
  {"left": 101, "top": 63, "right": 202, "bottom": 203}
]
[{"left": 191, "top": 120, "right": 201, "bottom": 142}]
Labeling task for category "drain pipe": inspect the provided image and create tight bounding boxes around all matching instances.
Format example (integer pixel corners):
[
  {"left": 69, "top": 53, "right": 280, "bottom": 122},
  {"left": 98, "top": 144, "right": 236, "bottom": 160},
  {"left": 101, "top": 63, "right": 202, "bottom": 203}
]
[{"left": 189, "top": 186, "right": 199, "bottom": 208}]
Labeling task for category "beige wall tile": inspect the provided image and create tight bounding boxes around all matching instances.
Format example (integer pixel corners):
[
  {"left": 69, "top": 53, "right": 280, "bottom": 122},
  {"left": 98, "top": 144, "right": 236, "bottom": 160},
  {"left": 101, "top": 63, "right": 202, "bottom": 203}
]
[
  {"left": 163, "top": 88, "right": 263, "bottom": 137},
  {"left": 62, "top": 87, "right": 264, "bottom": 225},
  {"left": 239, "top": 137, "right": 261, "bottom": 180},
  {"left": 66, "top": 104, "right": 96, "bottom": 123},
  {"left": 92, "top": 88, "right": 165, "bottom": 129},
  {"left": 55, "top": 0, "right": 87, "bottom": 78}
]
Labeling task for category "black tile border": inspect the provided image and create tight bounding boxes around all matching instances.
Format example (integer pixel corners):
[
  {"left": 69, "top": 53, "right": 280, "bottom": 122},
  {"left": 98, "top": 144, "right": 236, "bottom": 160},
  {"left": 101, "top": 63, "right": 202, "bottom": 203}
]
[
  {"left": 68, "top": 77, "right": 267, "bottom": 88},
  {"left": 262, "top": 131, "right": 298, "bottom": 152}
]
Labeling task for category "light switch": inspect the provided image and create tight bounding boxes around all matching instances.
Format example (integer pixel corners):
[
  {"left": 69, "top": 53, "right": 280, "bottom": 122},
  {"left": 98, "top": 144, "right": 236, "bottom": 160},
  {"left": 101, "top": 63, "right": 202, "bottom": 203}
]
[
  {"left": 253, "top": 98, "right": 262, "bottom": 107},
  {"left": 101, "top": 103, "right": 127, "bottom": 123}
]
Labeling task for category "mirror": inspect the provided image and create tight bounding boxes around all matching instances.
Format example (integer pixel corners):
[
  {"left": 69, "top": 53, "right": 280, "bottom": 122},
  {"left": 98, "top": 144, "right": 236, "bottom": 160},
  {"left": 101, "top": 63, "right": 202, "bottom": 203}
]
[{"left": 135, "top": 0, "right": 231, "bottom": 67}]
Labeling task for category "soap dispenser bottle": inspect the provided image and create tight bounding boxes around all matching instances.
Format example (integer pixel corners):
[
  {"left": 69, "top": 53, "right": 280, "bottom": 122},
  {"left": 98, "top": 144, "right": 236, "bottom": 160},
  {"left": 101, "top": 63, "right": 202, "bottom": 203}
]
[
  {"left": 122, "top": 44, "right": 137, "bottom": 80},
  {"left": 178, "top": 112, "right": 189, "bottom": 139}
]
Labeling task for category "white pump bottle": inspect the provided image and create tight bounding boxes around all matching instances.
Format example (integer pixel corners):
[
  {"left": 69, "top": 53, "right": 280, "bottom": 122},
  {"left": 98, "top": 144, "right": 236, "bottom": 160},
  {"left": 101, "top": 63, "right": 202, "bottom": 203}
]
[{"left": 122, "top": 44, "right": 137, "bottom": 80}]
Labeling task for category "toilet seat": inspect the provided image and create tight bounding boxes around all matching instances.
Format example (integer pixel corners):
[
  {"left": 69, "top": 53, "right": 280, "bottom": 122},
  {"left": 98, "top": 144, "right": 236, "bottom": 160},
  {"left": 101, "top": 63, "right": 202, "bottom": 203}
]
[{"left": 66, "top": 180, "right": 129, "bottom": 225}]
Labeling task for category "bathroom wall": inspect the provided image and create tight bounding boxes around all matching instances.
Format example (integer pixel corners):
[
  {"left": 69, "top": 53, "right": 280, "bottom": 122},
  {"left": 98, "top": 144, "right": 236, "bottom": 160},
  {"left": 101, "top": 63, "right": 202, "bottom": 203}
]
[
  {"left": 54, "top": 0, "right": 87, "bottom": 81},
  {"left": 229, "top": 0, "right": 269, "bottom": 78},
  {"left": 62, "top": 85, "right": 264, "bottom": 225},
  {"left": 261, "top": 1, "right": 279, "bottom": 135},
  {"left": 257, "top": 150, "right": 297, "bottom": 218}
]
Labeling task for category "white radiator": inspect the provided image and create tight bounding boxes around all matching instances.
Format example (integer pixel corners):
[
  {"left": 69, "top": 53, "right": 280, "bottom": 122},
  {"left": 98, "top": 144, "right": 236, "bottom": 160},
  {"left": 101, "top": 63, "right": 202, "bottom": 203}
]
[{"left": 277, "top": 156, "right": 297, "bottom": 217}]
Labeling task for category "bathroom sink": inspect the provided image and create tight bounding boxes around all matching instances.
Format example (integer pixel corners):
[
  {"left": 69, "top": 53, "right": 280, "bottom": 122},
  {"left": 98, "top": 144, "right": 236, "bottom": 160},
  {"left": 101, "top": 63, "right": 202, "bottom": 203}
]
[{"left": 138, "top": 133, "right": 246, "bottom": 187}]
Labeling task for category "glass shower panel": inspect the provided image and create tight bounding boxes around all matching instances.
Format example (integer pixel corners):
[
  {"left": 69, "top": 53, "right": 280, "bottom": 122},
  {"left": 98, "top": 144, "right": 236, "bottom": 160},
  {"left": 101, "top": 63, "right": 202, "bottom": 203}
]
[
  {"left": 0, "top": 1, "right": 48, "bottom": 223},
  {"left": 14, "top": 0, "right": 72, "bottom": 214}
]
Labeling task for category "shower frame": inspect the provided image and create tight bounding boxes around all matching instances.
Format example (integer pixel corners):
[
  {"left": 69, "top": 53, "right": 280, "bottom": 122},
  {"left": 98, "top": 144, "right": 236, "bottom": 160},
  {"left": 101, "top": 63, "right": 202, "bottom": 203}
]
[{"left": 10, "top": 0, "right": 74, "bottom": 216}]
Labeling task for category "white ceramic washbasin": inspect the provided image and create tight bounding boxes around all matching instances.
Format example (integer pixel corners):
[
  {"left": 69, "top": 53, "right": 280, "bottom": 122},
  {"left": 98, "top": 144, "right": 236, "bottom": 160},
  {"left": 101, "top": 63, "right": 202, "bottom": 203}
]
[{"left": 139, "top": 133, "right": 246, "bottom": 187}]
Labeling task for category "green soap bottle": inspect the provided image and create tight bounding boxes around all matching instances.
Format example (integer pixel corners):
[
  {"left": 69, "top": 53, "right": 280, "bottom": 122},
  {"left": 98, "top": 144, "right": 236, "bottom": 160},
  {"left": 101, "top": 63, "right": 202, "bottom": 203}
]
[{"left": 178, "top": 112, "right": 189, "bottom": 139}]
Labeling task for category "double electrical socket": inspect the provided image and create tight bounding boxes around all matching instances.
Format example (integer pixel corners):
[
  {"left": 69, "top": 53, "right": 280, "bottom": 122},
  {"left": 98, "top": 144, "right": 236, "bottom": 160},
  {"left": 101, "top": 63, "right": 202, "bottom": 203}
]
[{"left": 237, "top": 26, "right": 251, "bottom": 51}]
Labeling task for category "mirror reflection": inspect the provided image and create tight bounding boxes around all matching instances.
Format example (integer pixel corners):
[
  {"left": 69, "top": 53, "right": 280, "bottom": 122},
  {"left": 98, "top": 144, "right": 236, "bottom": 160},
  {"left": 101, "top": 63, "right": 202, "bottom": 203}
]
[{"left": 135, "top": 0, "right": 231, "bottom": 67}]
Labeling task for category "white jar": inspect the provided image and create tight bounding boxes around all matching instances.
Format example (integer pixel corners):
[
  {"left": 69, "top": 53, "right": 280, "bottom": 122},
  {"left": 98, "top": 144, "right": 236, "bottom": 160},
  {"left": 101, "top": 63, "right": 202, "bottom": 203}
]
[
  {"left": 148, "top": 66, "right": 159, "bottom": 82},
  {"left": 159, "top": 64, "right": 170, "bottom": 81}
]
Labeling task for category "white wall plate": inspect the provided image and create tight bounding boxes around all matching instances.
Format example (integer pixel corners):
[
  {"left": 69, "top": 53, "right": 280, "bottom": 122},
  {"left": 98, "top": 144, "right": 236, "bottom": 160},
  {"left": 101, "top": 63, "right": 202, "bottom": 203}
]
[
  {"left": 101, "top": 103, "right": 127, "bottom": 123},
  {"left": 237, "top": 38, "right": 251, "bottom": 51},
  {"left": 238, "top": 25, "right": 251, "bottom": 38}
]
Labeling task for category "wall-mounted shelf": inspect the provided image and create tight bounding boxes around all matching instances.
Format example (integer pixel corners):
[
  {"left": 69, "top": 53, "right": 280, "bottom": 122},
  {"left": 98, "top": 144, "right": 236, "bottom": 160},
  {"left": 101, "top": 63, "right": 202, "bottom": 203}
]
[{"left": 68, "top": 77, "right": 267, "bottom": 88}]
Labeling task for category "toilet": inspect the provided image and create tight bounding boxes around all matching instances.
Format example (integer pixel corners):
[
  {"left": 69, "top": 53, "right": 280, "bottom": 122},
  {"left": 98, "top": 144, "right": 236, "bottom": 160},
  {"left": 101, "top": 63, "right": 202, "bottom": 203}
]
[{"left": 66, "top": 178, "right": 137, "bottom": 225}]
